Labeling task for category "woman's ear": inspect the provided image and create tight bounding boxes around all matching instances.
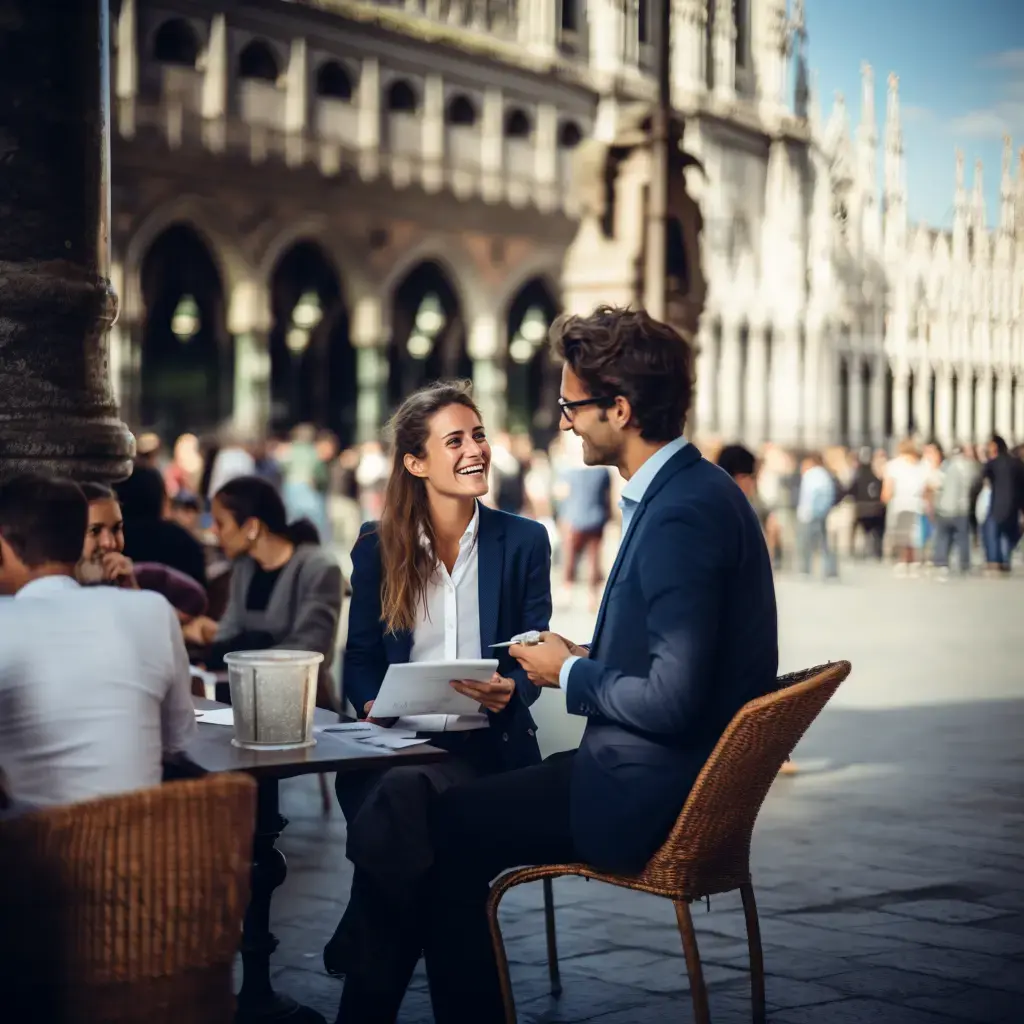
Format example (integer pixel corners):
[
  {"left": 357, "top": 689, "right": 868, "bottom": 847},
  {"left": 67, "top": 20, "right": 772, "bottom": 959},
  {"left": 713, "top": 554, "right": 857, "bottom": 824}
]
[
  {"left": 403, "top": 452, "right": 428, "bottom": 479},
  {"left": 243, "top": 517, "right": 261, "bottom": 542}
]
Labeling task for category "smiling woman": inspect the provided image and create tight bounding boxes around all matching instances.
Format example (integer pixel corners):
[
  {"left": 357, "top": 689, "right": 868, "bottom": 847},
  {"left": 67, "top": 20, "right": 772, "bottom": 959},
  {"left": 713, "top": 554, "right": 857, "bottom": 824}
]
[{"left": 326, "top": 380, "right": 553, "bottom": 1014}]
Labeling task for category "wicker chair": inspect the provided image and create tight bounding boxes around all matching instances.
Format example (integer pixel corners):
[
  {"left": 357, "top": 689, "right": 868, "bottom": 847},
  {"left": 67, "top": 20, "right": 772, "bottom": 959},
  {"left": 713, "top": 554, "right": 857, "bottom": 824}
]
[
  {"left": 487, "top": 660, "right": 851, "bottom": 1024},
  {"left": 0, "top": 774, "right": 256, "bottom": 1023}
]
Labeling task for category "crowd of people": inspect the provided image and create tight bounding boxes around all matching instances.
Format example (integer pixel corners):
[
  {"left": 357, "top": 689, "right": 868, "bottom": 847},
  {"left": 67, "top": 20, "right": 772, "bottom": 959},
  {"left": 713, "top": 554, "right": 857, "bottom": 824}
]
[{"left": 1, "top": 300, "right": 1023, "bottom": 1023}]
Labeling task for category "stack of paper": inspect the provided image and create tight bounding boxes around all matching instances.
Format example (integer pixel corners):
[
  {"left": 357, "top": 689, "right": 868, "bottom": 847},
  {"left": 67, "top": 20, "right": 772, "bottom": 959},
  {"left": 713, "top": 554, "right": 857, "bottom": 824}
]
[{"left": 317, "top": 721, "right": 425, "bottom": 750}]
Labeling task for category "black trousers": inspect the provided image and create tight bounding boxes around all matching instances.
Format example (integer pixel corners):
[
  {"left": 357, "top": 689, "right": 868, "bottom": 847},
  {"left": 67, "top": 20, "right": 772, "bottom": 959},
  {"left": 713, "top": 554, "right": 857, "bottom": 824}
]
[
  {"left": 334, "top": 751, "right": 577, "bottom": 1024},
  {"left": 423, "top": 751, "right": 578, "bottom": 1024}
]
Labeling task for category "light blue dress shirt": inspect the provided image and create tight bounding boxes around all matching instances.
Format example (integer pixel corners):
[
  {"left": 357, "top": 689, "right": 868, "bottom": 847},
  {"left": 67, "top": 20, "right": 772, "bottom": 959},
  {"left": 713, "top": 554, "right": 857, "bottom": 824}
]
[{"left": 558, "top": 435, "right": 689, "bottom": 689}]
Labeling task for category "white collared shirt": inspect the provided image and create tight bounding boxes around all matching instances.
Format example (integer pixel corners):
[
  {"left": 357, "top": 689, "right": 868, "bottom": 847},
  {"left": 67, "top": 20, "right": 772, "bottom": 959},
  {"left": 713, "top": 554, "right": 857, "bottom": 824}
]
[
  {"left": 407, "top": 504, "right": 487, "bottom": 731},
  {"left": 0, "top": 575, "right": 197, "bottom": 809}
]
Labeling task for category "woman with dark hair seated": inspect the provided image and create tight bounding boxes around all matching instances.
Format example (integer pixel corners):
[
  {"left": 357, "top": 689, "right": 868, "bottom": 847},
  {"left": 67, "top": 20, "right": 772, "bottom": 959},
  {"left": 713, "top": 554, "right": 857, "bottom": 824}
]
[
  {"left": 115, "top": 465, "right": 208, "bottom": 587},
  {"left": 182, "top": 475, "right": 343, "bottom": 709}
]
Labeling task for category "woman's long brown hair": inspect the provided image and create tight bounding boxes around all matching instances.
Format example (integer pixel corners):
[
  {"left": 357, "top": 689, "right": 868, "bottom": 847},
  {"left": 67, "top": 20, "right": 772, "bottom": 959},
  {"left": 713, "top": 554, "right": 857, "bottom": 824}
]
[{"left": 378, "top": 380, "right": 481, "bottom": 634}]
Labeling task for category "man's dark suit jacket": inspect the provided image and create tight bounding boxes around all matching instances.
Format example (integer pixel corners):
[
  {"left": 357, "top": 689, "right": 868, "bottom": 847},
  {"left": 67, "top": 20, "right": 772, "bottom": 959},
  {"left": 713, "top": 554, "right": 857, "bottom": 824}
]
[
  {"left": 343, "top": 502, "right": 552, "bottom": 771},
  {"left": 565, "top": 444, "right": 779, "bottom": 873}
]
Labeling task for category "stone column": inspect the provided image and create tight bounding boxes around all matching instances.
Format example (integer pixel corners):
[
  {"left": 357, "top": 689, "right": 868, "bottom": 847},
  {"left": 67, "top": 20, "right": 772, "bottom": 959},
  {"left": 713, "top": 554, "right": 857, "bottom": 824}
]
[
  {"left": 847, "top": 356, "right": 864, "bottom": 447},
  {"left": 716, "top": 320, "right": 742, "bottom": 441},
  {"left": 975, "top": 368, "right": 993, "bottom": 442},
  {"left": 995, "top": 371, "right": 1013, "bottom": 439},
  {"left": 519, "top": 0, "right": 557, "bottom": 58},
  {"left": 744, "top": 325, "right": 768, "bottom": 447},
  {"left": 693, "top": 323, "right": 717, "bottom": 440},
  {"left": 201, "top": 13, "right": 228, "bottom": 153},
  {"left": 673, "top": 0, "right": 706, "bottom": 94},
  {"left": 768, "top": 325, "right": 802, "bottom": 447},
  {"left": 869, "top": 357, "right": 888, "bottom": 448},
  {"left": 956, "top": 368, "right": 974, "bottom": 444},
  {"left": 534, "top": 101, "right": 559, "bottom": 212},
  {"left": 228, "top": 281, "right": 272, "bottom": 437},
  {"left": 0, "top": 0, "right": 134, "bottom": 483},
  {"left": 480, "top": 87, "right": 504, "bottom": 203},
  {"left": 712, "top": 0, "right": 737, "bottom": 100},
  {"left": 892, "top": 364, "right": 910, "bottom": 442},
  {"left": 351, "top": 296, "right": 386, "bottom": 442},
  {"left": 114, "top": 0, "right": 138, "bottom": 138},
  {"left": 421, "top": 72, "right": 445, "bottom": 193},
  {"left": 357, "top": 58, "right": 381, "bottom": 179},
  {"left": 284, "top": 37, "right": 308, "bottom": 168},
  {"left": 911, "top": 364, "right": 930, "bottom": 440},
  {"left": 469, "top": 314, "right": 505, "bottom": 432},
  {"left": 934, "top": 364, "right": 954, "bottom": 450}
]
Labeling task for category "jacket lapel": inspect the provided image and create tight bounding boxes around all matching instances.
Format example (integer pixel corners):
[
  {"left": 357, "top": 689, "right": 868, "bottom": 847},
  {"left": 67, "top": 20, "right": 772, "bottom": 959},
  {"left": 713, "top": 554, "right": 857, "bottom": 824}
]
[
  {"left": 589, "top": 444, "right": 702, "bottom": 652},
  {"left": 476, "top": 502, "right": 504, "bottom": 654}
]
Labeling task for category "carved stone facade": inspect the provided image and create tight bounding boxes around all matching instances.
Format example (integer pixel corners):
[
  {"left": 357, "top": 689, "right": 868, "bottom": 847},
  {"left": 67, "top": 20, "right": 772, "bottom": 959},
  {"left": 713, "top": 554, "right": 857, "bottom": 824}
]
[{"left": 110, "top": 0, "right": 1024, "bottom": 452}]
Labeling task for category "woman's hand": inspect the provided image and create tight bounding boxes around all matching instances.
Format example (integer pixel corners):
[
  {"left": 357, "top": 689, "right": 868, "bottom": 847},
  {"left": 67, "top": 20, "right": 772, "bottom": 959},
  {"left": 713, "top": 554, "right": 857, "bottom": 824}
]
[
  {"left": 183, "top": 615, "right": 218, "bottom": 647},
  {"left": 100, "top": 552, "right": 138, "bottom": 588},
  {"left": 450, "top": 672, "right": 515, "bottom": 713}
]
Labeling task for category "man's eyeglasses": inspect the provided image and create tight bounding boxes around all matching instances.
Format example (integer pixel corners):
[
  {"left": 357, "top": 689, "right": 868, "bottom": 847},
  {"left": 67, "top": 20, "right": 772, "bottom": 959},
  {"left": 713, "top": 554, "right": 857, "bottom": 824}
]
[{"left": 557, "top": 396, "right": 617, "bottom": 423}]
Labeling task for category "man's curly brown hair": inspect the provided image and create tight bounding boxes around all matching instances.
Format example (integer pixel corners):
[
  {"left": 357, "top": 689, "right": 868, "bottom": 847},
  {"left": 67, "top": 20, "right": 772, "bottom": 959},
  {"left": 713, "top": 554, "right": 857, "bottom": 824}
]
[{"left": 549, "top": 305, "right": 694, "bottom": 442}]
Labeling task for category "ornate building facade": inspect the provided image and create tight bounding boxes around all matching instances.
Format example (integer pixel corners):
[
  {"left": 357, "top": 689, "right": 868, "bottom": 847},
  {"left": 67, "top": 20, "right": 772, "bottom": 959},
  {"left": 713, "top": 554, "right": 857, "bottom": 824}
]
[{"left": 110, "top": 0, "right": 1024, "bottom": 451}]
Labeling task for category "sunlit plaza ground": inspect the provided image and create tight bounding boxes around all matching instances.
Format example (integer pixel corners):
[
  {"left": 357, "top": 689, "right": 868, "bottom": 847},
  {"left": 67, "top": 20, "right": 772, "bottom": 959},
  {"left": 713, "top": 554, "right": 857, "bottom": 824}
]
[{"left": 266, "top": 562, "right": 1024, "bottom": 1023}]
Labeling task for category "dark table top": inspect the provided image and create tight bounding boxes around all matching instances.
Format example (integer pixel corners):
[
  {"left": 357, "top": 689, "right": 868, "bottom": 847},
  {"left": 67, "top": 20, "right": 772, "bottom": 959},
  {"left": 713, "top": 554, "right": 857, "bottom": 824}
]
[{"left": 186, "top": 699, "right": 447, "bottom": 780}]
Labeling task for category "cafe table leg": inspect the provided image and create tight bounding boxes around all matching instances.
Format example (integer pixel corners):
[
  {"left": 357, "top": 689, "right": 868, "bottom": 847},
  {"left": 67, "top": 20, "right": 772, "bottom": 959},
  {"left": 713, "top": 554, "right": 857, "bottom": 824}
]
[{"left": 235, "top": 777, "right": 327, "bottom": 1024}]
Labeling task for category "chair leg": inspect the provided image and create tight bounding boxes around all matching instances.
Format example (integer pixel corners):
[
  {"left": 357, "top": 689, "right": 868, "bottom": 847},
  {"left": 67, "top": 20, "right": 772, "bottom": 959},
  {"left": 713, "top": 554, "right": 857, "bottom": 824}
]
[
  {"left": 674, "top": 900, "right": 711, "bottom": 1024},
  {"left": 542, "top": 876, "right": 562, "bottom": 996},
  {"left": 740, "top": 882, "right": 766, "bottom": 1024},
  {"left": 318, "top": 773, "right": 332, "bottom": 815},
  {"left": 486, "top": 881, "right": 519, "bottom": 1024}
]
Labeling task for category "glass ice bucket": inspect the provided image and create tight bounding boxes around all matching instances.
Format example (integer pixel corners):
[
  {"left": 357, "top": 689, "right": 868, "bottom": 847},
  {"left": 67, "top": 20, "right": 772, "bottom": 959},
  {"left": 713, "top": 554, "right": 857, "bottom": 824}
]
[{"left": 223, "top": 650, "right": 323, "bottom": 751}]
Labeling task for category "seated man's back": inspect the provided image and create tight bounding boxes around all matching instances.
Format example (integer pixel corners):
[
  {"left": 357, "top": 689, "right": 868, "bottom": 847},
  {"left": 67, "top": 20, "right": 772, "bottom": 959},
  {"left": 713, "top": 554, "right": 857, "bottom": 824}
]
[{"left": 0, "top": 476, "right": 196, "bottom": 809}]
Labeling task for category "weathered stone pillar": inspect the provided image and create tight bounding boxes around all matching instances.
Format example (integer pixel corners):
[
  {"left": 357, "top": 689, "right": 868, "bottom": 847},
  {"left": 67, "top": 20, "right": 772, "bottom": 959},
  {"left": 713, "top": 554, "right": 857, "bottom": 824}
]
[{"left": 0, "top": 0, "right": 134, "bottom": 483}]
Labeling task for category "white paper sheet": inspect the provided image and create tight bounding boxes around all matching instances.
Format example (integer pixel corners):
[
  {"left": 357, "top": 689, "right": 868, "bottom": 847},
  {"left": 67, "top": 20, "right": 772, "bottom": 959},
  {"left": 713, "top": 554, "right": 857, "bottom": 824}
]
[
  {"left": 195, "top": 708, "right": 235, "bottom": 726},
  {"left": 355, "top": 734, "right": 431, "bottom": 750},
  {"left": 318, "top": 722, "right": 417, "bottom": 740},
  {"left": 368, "top": 660, "right": 498, "bottom": 718},
  {"left": 394, "top": 714, "right": 489, "bottom": 733}
]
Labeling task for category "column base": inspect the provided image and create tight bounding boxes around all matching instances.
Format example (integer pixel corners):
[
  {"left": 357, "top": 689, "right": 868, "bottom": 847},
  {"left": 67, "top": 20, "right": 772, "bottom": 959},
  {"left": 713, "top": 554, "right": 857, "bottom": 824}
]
[{"left": 0, "top": 259, "right": 135, "bottom": 483}]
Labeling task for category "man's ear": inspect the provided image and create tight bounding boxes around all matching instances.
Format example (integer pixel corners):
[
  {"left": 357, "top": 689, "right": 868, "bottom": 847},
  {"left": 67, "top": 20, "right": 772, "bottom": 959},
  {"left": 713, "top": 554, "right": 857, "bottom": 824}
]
[
  {"left": 403, "top": 453, "right": 428, "bottom": 479},
  {"left": 609, "top": 394, "right": 634, "bottom": 431}
]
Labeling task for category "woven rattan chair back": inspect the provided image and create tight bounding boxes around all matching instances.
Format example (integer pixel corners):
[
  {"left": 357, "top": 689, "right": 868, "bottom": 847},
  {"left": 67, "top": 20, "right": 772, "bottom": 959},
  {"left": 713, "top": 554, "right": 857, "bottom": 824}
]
[
  {"left": 0, "top": 773, "right": 256, "bottom": 1023},
  {"left": 643, "top": 660, "right": 851, "bottom": 896}
]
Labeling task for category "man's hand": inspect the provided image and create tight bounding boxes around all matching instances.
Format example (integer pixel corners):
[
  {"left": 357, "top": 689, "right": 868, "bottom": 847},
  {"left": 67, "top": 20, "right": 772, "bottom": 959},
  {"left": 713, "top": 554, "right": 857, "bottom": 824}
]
[
  {"left": 553, "top": 634, "right": 590, "bottom": 659},
  {"left": 450, "top": 673, "right": 515, "bottom": 713},
  {"left": 363, "top": 700, "right": 397, "bottom": 728},
  {"left": 100, "top": 552, "right": 138, "bottom": 588},
  {"left": 509, "top": 632, "right": 572, "bottom": 688}
]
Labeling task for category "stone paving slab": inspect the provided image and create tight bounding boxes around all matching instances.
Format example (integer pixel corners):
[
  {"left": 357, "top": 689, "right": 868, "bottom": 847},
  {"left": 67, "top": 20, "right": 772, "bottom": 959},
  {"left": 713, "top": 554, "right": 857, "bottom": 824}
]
[{"left": 263, "top": 564, "right": 1024, "bottom": 1022}]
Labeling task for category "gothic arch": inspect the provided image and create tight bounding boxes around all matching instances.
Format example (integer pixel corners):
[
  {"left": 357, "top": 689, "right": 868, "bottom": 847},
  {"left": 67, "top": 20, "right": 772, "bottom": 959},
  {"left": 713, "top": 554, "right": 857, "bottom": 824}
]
[
  {"left": 492, "top": 259, "right": 563, "bottom": 334},
  {"left": 121, "top": 196, "right": 250, "bottom": 324},
  {"left": 378, "top": 239, "right": 486, "bottom": 334}
]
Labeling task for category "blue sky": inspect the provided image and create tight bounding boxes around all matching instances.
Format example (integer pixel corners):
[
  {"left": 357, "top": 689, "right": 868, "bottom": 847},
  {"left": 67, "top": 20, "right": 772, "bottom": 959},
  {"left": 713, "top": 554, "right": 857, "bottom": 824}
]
[{"left": 809, "top": 0, "right": 1024, "bottom": 227}]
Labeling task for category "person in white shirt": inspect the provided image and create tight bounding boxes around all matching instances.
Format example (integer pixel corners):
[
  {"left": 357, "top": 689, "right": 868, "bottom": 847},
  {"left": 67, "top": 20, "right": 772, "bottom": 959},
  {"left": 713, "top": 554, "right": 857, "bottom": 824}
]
[
  {"left": 325, "top": 382, "right": 551, "bottom": 1019},
  {"left": 883, "top": 439, "right": 929, "bottom": 574},
  {"left": 0, "top": 474, "right": 197, "bottom": 811}
]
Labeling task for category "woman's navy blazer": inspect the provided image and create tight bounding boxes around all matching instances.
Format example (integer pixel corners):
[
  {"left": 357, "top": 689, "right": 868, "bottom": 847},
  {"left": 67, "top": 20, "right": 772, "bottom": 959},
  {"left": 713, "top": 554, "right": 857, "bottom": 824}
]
[{"left": 343, "top": 502, "right": 552, "bottom": 770}]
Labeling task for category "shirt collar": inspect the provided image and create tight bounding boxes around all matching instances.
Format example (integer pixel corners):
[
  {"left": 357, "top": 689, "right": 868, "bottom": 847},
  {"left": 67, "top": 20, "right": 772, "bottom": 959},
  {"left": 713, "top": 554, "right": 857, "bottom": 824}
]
[
  {"left": 15, "top": 574, "right": 80, "bottom": 599},
  {"left": 419, "top": 501, "right": 480, "bottom": 552},
  {"left": 620, "top": 436, "right": 689, "bottom": 507}
]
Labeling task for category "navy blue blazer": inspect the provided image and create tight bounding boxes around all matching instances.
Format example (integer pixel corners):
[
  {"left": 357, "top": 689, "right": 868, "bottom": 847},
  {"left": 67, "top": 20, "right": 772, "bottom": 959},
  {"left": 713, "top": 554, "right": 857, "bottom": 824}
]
[
  {"left": 343, "top": 503, "right": 552, "bottom": 771},
  {"left": 565, "top": 444, "right": 778, "bottom": 874}
]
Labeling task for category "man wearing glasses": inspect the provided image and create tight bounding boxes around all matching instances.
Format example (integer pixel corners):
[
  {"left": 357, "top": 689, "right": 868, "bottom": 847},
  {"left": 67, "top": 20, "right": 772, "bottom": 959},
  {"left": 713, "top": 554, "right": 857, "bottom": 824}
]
[{"left": 366, "top": 306, "right": 779, "bottom": 1024}]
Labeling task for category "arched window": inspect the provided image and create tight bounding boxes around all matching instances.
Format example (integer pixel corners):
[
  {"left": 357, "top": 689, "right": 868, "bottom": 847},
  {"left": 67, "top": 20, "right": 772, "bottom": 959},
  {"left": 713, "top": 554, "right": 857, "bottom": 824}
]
[
  {"left": 560, "top": 0, "right": 578, "bottom": 31},
  {"left": 732, "top": 0, "right": 749, "bottom": 69},
  {"left": 558, "top": 121, "right": 582, "bottom": 148},
  {"left": 445, "top": 94, "right": 477, "bottom": 127},
  {"left": 386, "top": 79, "right": 418, "bottom": 113},
  {"left": 316, "top": 61, "right": 352, "bottom": 100},
  {"left": 153, "top": 18, "right": 199, "bottom": 67},
  {"left": 238, "top": 40, "right": 280, "bottom": 82},
  {"left": 504, "top": 108, "right": 531, "bottom": 139}
]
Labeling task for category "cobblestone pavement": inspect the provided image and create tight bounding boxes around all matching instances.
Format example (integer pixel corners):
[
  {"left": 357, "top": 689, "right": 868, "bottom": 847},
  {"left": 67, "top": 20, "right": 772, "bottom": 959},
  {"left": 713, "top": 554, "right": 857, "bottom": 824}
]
[{"left": 264, "top": 562, "right": 1024, "bottom": 1023}]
